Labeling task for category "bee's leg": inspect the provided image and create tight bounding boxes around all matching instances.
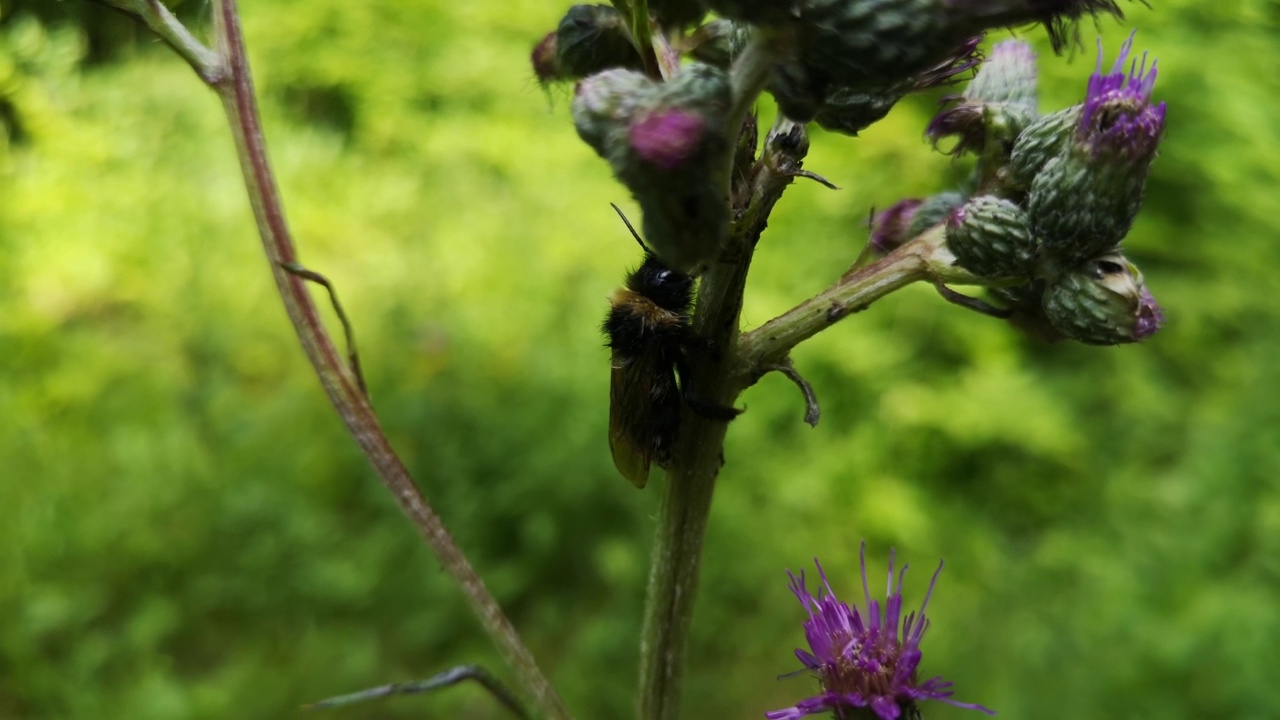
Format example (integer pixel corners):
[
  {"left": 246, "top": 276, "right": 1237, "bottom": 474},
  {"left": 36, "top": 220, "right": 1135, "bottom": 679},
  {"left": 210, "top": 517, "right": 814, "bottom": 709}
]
[
  {"left": 673, "top": 356, "right": 741, "bottom": 421},
  {"left": 684, "top": 393, "right": 742, "bottom": 421}
]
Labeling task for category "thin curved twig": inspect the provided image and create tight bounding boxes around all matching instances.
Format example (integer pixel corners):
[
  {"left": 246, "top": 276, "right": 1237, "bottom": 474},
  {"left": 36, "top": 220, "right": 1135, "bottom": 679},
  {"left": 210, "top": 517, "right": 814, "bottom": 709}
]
[
  {"left": 304, "top": 664, "right": 530, "bottom": 719},
  {"left": 763, "top": 361, "right": 821, "bottom": 427},
  {"left": 280, "top": 262, "right": 370, "bottom": 398},
  {"left": 101, "top": 3, "right": 571, "bottom": 719}
]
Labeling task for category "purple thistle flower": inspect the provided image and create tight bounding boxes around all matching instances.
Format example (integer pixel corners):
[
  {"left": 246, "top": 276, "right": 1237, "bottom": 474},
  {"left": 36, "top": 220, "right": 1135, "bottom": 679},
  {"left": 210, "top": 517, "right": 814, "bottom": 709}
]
[
  {"left": 767, "top": 543, "right": 994, "bottom": 720},
  {"left": 1078, "top": 31, "right": 1167, "bottom": 160}
]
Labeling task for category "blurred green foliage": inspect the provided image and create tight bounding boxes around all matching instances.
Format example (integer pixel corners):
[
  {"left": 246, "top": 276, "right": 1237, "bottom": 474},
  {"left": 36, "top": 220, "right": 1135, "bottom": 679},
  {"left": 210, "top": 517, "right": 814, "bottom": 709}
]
[{"left": 1, "top": 1, "right": 1278, "bottom": 719}]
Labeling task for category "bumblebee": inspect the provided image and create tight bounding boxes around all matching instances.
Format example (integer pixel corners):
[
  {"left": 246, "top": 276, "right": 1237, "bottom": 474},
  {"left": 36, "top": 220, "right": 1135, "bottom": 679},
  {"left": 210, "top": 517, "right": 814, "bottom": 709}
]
[{"left": 602, "top": 205, "right": 736, "bottom": 488}]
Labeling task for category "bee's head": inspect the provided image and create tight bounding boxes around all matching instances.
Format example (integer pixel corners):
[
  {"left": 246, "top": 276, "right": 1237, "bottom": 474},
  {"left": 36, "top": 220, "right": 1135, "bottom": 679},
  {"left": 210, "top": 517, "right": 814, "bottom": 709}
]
[{"left": 630, "top": 254, "right": 694, "bottom": 312}]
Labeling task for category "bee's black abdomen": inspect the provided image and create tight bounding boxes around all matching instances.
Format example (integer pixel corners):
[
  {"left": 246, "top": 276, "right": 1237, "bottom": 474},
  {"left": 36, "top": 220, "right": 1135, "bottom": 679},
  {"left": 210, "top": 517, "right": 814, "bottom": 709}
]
[{"left": 646, "top": 370, "right": 682, "bottom": 462}]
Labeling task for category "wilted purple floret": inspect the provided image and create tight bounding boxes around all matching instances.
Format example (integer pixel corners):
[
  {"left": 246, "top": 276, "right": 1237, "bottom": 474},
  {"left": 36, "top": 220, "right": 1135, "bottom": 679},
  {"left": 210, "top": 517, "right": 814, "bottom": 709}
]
[
  {"left": 1078, "top": 31, "right": 1167, "bottom": 159},
  {"left": 1134, "top": 286, "right": 1165, "bottom": 340},
  {"left": 915, "top": 35, "right": 985, "bottom": 90},
  {"left": 870, "top": 199, "right": 924, "bottom": 255},
  {"left": 767, "top": 543, "right": 994, "bottom": 720}
]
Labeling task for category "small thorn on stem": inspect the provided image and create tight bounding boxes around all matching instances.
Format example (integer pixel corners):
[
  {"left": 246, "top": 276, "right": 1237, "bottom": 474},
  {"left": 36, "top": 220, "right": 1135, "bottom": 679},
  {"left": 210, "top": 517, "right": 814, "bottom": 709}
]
[
  {"left": 280, "top": 261, "right": 370, "bottom": 397},
  {"left": 826, "top": 302, "right": 847, "bottom": 322},
  {"left": 791, "top": 169, "right": 839, "bottom": 190},
  {"left": 934, "top": 283, "right": 1013, "bottom": 319},
  {"left": 303, "top": 664, "right": 529, "bottom": 719},
  {"left": 764, "top": 360, "right": 820, "bottom": 427}
]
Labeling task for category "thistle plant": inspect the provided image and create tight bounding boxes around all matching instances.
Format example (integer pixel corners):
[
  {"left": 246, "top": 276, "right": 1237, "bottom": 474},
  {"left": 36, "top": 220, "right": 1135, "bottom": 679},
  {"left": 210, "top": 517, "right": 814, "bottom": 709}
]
[{"left": 79, "top": 0, "right": 1171, "bottom": 719}]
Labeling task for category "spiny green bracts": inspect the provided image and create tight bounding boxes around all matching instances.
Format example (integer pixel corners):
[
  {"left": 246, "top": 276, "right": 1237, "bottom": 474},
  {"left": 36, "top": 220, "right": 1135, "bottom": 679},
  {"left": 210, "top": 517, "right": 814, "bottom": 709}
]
[
  {"left": 905, "top": 191, "right": 967, "bottom": 238},
  {"left": 1006, "top": 105, "right": 1079, "bottom": 189},
  {"left": 1041, "top": 253, "right": 1164, "bottom": 344},
  {"left": 572, "top": 64, "right": 733, "bottom": 274},
  {"left": 945, "top": 195, "right": 1037, "bottom": 279},
  {"left": 813, "top": 88, "right": 905, "bottom": 137},
  {"left": 1027, "top": 150, "right": 1143, "bottom": 262},
  {"left": 968, "top": 39, "right": 1039, "bottom": 108},
  {"left": 1024, "top": 33, "right": 1166, "bottom": 262},
  {"left": 812, "top": 36, "right": 981, "bottom": 136}
]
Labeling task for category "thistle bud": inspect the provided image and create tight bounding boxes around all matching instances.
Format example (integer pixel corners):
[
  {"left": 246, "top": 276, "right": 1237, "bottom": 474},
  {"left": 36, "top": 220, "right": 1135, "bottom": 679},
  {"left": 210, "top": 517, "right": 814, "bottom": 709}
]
[
  {"left": 967, "top": 39, "right": 1039, "bottom": 108},
  {"left": 552, "top": 5, "right": 644, "bottom": 82},
  {"left": 1041, "top": 253, "right": 1165, "bottom": 344},
  {"left": 945, "top": 195, "right": 1037, "bottom": 278},
  {"left": 572, "top": 64, "right": 733, "bottom": 273},
  {"left": 1025, "top": 33, "right": 1166, "bottom": 262},
  {"left": 928, "top": 40, "right": 1039, "bottom": 162}
]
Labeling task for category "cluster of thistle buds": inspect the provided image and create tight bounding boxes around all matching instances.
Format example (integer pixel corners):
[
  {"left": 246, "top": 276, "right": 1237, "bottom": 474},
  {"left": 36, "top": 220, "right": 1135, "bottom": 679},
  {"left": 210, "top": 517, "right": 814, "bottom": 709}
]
[
  {"left": 901, "top": 34, "right": 1167, "bottom": 345},
  {"left": 533, "top": 0, "right": 1164, "bottom": 282}
]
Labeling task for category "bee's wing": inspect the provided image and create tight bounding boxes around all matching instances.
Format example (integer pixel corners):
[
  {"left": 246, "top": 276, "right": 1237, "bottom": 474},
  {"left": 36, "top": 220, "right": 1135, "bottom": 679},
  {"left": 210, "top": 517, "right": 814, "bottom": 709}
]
[{"left": 608, "top": 354, "right": 655, "bottom": 489}]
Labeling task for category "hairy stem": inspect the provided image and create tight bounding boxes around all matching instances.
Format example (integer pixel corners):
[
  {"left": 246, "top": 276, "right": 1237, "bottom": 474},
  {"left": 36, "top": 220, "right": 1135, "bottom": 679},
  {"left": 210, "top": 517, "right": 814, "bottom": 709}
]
[
  {"left": 134, "top": 3, "right": 571, "bottom": 718},
  {"left": 734, "top": 225, "right": 985, "bottom": 384}
]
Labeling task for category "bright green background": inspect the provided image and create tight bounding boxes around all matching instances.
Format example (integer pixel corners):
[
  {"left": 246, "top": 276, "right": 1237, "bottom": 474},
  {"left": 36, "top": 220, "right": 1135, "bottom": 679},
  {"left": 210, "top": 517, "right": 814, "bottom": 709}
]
[{"left": 2, "top": 1, "right": 1278, "bottom": 719}]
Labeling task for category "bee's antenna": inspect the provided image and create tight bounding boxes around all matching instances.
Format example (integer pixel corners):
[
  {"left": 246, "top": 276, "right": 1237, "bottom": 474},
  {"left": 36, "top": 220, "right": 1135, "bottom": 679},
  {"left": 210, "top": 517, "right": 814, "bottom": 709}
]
[{"left": 610, "top": 203, "right": 654, "bottom": 255}]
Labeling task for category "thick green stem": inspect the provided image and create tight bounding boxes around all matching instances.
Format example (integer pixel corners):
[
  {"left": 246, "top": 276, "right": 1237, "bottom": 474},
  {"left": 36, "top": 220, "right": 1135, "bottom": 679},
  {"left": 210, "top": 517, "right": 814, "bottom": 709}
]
[
  {"left": 637, "top": 231, "right": 754, "bottom": 720},
  {"left": 637, "top": 115, "right": 800, "bottom": 720}
]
